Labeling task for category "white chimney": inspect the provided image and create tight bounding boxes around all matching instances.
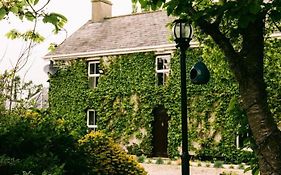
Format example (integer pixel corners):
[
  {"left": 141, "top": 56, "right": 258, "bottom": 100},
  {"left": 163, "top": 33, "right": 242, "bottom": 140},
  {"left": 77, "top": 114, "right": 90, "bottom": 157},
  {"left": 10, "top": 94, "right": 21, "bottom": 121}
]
[{"left": 92, "top": 0, "right": 112, "bottom": 22}]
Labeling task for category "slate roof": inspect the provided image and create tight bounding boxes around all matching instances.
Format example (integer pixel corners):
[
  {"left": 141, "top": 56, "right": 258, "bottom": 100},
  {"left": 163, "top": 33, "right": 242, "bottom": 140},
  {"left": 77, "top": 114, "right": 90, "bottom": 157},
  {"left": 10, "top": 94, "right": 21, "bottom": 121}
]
[{"left": 46, "top": 11, "right": 175, "bottom": 58}]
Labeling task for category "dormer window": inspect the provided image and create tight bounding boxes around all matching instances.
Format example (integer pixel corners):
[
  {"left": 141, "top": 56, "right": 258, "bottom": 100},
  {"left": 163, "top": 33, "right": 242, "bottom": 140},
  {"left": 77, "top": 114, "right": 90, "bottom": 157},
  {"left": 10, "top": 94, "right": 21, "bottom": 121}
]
[
  {"left": 87, "top": 109, "right": 97, "bottom": 130},
  {"left": 88, "top": 61, "right": 100, "bottom": 88},
  {"left": 156, "top": 55, "right": 170, "bottom": 85}
]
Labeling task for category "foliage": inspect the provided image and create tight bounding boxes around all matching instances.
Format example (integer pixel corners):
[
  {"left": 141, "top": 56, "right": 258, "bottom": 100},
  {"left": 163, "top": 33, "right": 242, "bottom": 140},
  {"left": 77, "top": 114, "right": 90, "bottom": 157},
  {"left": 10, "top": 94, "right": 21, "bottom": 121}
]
[
  {"left": 0, "top": 70, "right": 42, "bottom": 113},
  {"left": 78, "top": 131, "right": 147, "bottom": 175},
  {"left": 0, "top": 109, "right": 146, "bottom": 174},
  {"left": 214, "top": 160, "right": 224, "bottom": 168},
  {"left": 155, "top": 157, "right": 164, "bottom": 164},
  {"left": 49, "top": 60, "right": 89, "bottom": 138},
  {"left": 133, "top": 0, "right": 281, "bottom": 174},
  {"left": 127, "top": 143, "right": 145, "bottom": 156},
  {"left": 264, "top": 39, "right": 281, "bottom": 124},
  {"left": 0, "top": 0, "right": 67, "bottom": 40},
  {"left": 0, "top": 110, "right": 85, "bottom": 174},
  {"left": 48, "top": 51, "right": 250, "bottom": 162},
  {"left": 220, "top": 172, "right": 238, "bottom": 175},
  {"left": 137, "top": 155, "right": 146, "bottom": 163},
  {"left": 49, "top": 41, "right": 280, "bottom": 167}
]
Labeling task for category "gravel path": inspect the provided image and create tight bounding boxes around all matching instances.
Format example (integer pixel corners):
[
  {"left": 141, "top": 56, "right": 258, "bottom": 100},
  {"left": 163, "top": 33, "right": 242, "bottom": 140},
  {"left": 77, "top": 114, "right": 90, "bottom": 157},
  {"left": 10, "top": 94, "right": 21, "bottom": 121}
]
[{"left": 141, "top": 163, "right": 252, "bottom": 175}]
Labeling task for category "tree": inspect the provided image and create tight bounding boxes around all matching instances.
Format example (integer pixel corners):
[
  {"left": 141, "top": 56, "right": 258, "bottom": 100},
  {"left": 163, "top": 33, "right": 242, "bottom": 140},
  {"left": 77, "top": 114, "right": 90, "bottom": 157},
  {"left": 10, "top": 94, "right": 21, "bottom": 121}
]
[
  {"left": 0, "top": 0, "right": 67, "bottom": 35},
  {"left": 0, "top": 0, "right": 67, "bottom": 70},
  {"left": 133, "top": 0, "right": 281, "bottom": 174},
  {"left": 0, "top": 70, "right": 42, "bottom": 113},
  {"left": 0, "top": 0, "right": 67, "bottom": 112}
]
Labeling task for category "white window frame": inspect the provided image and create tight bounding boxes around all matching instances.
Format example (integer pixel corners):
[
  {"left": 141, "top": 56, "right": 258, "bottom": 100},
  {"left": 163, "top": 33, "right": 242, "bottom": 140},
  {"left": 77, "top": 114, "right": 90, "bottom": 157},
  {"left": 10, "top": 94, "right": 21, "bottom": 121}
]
[
  {"left": 88, "top": 61, "right": 100, "bottom": 88},
  {"left": 236, "top": 131, "right": 250, "bottom": 149},
  {"left": 156, "top": 54, "right": 171, "bottom": 85},
  {"left": 87, "top": 109, "right": 97, "bottom": 129}
]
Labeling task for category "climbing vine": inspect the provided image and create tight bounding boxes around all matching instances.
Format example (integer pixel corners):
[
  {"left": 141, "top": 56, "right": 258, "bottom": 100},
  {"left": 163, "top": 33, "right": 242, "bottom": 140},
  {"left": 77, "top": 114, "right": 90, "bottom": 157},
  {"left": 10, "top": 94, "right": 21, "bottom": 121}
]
[{"left": 49, "top": 40, "right": 280, "bottom": 164}]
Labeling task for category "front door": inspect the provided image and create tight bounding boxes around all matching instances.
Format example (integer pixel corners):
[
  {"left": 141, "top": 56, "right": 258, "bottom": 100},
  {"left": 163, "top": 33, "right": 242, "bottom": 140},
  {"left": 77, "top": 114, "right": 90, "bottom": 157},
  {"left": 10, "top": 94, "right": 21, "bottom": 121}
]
[{"left": 152, "top": 106, "right": 169, "bottom": 157}]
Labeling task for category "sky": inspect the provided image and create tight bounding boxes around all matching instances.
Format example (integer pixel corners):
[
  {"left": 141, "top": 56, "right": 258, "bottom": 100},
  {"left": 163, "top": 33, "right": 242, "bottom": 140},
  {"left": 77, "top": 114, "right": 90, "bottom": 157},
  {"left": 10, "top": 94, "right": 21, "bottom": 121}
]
[{"left": 0, "top": 0, "right": 132, "bottom": 87}]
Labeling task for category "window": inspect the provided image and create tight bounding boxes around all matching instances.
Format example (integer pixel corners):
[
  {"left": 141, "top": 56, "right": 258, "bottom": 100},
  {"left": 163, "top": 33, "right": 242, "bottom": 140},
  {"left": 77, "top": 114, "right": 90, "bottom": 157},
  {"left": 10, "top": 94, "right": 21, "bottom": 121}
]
[
  {"left": 87, "top": 109, "right": 97, "bottom": 129},
  {"left": 236, "top": 130, "right": 251, "bottom": 149},
  {"left": 156, "top": 55, "right": 170, "bottom": 85},
  {"left": 88, "top": 61, "right": 100, "bottom": 88}
]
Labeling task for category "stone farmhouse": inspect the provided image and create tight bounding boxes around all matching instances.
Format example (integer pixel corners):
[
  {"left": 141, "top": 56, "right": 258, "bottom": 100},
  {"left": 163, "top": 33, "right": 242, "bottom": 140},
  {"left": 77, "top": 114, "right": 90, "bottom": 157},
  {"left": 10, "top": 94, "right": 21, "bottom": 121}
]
[{"left": 44, "top": 0, "right": 253, "bottom": 160}]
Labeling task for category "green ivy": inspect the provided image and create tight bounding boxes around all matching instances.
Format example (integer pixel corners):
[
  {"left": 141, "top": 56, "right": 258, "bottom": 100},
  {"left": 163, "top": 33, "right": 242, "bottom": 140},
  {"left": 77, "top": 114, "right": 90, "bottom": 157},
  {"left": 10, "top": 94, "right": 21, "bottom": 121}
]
[{"left": 49, "top": 41, "right": 280, "bottom": 164}]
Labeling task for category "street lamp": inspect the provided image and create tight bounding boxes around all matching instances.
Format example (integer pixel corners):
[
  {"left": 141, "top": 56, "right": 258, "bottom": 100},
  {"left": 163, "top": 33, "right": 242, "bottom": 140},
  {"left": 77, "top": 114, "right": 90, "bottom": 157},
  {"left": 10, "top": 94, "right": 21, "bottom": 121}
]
[{"left": 173, "top": 19, "right": 193, "bottom": 175}]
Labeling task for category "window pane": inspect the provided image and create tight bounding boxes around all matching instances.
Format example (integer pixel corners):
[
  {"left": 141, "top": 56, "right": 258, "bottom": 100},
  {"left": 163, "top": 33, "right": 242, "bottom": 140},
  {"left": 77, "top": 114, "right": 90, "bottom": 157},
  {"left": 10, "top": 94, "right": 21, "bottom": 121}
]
[
  {"left": 89, "top": 63, "right": 95, "bottom": 74},
  {"left": 163, "top": 58, "right": 169, "bottom": 69},
  {"left": 157, "top": 58, "right": 163, "bottom": 70},
  {"left": 96, "top": 77, "right": 99, "bottom": 87},
  {"left": 95, "top": 63, "right": 100, "bottom": 74},
  {"left": 164, "top": 72, "right": 168, "bottom": 83},
  {"left": 88, "top": 111, "right": 95, "bottom": 125},
  {"left": 94, "top": 113, "right": 97, "bottom": 125}
]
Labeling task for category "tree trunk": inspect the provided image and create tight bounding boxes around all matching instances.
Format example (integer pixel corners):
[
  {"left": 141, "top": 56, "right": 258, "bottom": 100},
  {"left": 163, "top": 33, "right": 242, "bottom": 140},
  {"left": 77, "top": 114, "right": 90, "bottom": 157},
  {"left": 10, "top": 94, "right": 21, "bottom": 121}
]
[
  {"left": 197, "top": 14, "right": 281, "bottom": 174},
  {"left": 239, "top": 76, "right": 281, "bottom": 174},
  {"left": 237, "top": 16, "right": 281, "bottom": 175}
]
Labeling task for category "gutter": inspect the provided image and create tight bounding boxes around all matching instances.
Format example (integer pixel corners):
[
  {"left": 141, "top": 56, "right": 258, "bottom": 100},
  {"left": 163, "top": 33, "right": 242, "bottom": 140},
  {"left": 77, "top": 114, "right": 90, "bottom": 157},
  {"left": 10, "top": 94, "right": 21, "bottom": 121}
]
[{"left": 43, "top": 42, "right": 199, "bottom": 61}]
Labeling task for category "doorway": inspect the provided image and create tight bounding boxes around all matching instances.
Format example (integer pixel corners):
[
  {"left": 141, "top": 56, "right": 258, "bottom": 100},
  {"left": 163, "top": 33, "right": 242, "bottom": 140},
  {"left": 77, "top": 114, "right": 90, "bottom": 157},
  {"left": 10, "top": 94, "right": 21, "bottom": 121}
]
[{"left": 152, "top": 106, "right": 170, "bottom": 157}]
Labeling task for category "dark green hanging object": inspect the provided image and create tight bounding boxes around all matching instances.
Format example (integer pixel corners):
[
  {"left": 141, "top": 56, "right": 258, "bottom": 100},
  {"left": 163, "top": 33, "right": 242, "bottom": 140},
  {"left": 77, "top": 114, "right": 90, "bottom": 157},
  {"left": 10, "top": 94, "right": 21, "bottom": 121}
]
[{"left": 190, "top": 61, "right": 210, "bottom": 85}]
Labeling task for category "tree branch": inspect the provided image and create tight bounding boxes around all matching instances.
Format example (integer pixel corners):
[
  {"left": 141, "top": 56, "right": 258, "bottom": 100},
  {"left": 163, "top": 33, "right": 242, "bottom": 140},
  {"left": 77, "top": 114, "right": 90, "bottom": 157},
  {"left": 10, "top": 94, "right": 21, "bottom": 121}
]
[{"left": 187, "top": 7, "right": 244, "bottom": 78}]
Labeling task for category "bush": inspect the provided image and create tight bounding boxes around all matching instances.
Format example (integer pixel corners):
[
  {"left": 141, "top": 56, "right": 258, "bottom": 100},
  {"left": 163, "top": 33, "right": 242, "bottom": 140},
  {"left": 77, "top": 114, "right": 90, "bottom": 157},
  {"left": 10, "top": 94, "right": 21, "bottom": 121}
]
[
  {"left": 0, "top": 111, "right": 147, "bottom": 174},
  {"left": 214, "top": 160, "right": 224, "bottom": 168},
  {"left": 127, "top": 143, "right": 144, "bottom": 156},
  {"left": 137, "top": 155, "right": 146, "bottom": 163},
  {"left": 0, "top": 110, "right": 87, "bottom": 174},
  {"left": 155, "top": 157, "right": 164, "bottom": 164},
  {"left": 79, "top": 131, "right": 147, "bottom": 175}
]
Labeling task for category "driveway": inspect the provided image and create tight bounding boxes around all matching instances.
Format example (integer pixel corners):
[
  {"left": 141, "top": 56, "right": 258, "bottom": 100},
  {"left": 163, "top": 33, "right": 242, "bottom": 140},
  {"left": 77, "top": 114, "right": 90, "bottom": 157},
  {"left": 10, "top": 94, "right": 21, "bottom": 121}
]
[{"left": 141, "top": 163, "right": 252, "bottom": 175}]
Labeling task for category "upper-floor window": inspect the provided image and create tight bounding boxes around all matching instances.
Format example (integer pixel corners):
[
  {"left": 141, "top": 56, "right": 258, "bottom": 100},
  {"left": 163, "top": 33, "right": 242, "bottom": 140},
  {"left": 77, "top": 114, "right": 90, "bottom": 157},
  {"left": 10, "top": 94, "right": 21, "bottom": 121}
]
[
  {"left": 87, "top": 109, "right": 97, "bottom": 130},
  {"left": 156, "top": 55, "right": 170, "bottom": 86},
  {"left": 88, "top": 61, "right": 100, "bottom": 88}
]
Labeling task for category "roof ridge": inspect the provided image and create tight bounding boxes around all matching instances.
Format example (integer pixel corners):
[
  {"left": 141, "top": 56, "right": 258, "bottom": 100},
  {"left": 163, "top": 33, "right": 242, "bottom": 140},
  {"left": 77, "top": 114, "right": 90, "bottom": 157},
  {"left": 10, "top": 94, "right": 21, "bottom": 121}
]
[{"left": 104, "top": 10, "right": 165, "bottom": 20}]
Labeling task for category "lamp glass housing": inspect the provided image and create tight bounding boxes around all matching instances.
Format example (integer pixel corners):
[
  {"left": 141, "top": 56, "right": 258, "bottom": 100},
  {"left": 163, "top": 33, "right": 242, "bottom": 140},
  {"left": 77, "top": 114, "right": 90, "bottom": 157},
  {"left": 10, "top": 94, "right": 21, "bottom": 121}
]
[{"left": 173, "top": 20, "right": 193, "bottom": 40}]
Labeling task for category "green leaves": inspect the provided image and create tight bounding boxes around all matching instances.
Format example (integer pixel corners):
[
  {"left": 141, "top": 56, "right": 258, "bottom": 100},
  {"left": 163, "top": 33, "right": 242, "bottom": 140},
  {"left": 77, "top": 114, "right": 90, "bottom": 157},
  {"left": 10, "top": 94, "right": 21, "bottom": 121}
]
[
  {"left": 43, "top": 13, "right": 67, "bottom": 34},
  {"left": 10, "top": 6, "right": 19, "bottom": 14},
  {"left": 0, "top": 8, "right": 6, "bottom": 20},
  {"left": 49, "top": 50, "right": 257, "bottom": 162},
  {"left": 28, "top": 0, "right": 40, "bottom": 6},
  {"left": 0, "top": 0, "right": 68, "bottom": 42},
  {"left": 249, "top": 1, "right": 261, "bottom": 15},
  {"left": 24, "top": 11, "right": 35, "bottom": 21},
  {"left": 6, "top": 29, "right": 45, "bottom": 43},
  {"left": 5, "top": 29, "right": 20, "bottom": 40}
]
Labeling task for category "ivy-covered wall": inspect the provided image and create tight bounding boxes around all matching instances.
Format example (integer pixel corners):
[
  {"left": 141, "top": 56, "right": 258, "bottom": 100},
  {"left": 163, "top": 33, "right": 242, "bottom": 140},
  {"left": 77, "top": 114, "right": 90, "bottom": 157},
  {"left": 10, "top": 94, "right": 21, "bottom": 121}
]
[{"left": 49, "top": 40, "right": 280, "bottom": 163}]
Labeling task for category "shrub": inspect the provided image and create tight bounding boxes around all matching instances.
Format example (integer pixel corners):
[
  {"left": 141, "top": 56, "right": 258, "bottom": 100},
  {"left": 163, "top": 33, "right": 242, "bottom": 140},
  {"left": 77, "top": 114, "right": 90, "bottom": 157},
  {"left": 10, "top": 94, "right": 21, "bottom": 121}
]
[
  {"left": 220, "top": 172, "right": 238, "bottom": 175},
  {"left": 127, "top": 143, "right": 144, "bottom": 156},
  {"left": 214, "top": 160, "right": 224, "bottom": 168},
  {"left": 79, "top": 131, "right": 147, "bottom": 175},
  {"left": 137, "top": 155, "right": 146, "bottom": 163},
  {"left": 0, "top": 111, "right": 87, "bottom": 174},
  {"left": 155, "top": 157, "right": 164, "bottom": 164},
  {"left": 238, "top": 163, "right": 245, "bottom": 170}
]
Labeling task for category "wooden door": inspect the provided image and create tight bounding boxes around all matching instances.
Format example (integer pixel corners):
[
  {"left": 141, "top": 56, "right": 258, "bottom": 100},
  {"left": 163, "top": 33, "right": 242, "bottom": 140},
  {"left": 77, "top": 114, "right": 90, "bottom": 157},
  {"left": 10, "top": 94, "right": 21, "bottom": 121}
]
[{"left": 152, "top": 106, "right": 169, "bottom": 157}]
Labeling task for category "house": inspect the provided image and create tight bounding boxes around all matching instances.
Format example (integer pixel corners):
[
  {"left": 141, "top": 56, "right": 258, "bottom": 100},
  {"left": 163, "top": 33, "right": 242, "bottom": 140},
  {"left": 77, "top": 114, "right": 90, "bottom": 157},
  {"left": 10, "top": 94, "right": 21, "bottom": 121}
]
[
  {"left": 44, "top": 0, "right": 254, "bottom": 161},
  {"left": 29, "top": 87, "right": 49, "bottom": 109}
]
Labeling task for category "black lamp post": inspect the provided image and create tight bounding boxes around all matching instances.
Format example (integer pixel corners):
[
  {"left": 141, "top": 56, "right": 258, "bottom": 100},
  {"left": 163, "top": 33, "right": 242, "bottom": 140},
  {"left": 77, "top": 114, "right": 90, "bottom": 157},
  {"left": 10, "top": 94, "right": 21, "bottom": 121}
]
[{"left": 173, "top": 19, "right": 193, "bottom": 175}]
